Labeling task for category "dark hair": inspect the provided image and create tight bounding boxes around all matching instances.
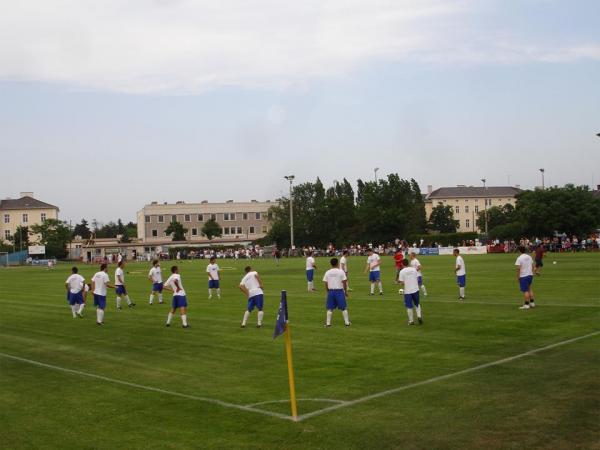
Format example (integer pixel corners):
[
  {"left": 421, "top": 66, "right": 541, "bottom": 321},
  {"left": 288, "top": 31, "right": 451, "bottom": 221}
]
[
  {"left": 71, "top": 267, "right": 78, "bottom": 273},
  {"left": 330, "top": 257, "right": 339, "bottom": 267},
  {"left": 210, "top": 257, "right": 216, "bottom": 262},
  {"left": 244, "top": 266, "right": 252, "bottom": 273},
  {"left": 343, "top": 250, "right": 348, "bottom": 255},
  {"left": 171, "top": 265, "right": 178, "bottom": 274},
  {"left": 100, "top": 264, "right": 107, "bottom": 271},
  {"left": 152, "top": 259, "right": 159, "bottom": 266},
  {"left": 402, "top": 259, "right": 410, "bottom": 267},
  {"left": 519, "top": 245, "right": 526, "bottom": 253},
  {"left": 453, "top": 248, "right": 460, "bottom": 254},
  {"left": 118, "top": 261, "right": 124, "bottom": 267}
]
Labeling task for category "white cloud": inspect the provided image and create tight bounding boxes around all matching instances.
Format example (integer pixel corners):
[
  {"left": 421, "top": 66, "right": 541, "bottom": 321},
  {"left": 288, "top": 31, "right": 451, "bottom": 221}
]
[{"left": 0, "top": 0, "right": 598, "bottom": 94}]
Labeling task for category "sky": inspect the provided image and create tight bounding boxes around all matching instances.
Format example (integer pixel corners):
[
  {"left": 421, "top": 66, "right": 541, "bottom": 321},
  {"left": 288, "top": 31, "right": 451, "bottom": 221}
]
[{"left": 1, "top": 0, "right": 599, "bottom": 224}]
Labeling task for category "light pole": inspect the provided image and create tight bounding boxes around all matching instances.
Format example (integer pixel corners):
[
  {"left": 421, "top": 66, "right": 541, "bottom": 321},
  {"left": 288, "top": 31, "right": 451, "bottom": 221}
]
[
  {"left": 539, "top": 168, "right": 545, "bottom": 189},
  {"left": 374, "top": 167, "right": 379, "bottom": 183},
  {"left": 481, "top": 178, "right": 488, "bottom": 236},
  {"left": 284, "top": 175, "right": 295, "bottom": 252}
]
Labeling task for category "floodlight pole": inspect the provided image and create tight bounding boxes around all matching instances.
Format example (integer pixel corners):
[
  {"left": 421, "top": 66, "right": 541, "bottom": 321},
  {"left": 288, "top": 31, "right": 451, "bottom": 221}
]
[
  {"left": 539, "top": 168, "right": 545, "bottom": 189},
  {"left": 481, "top": 178, "right": 488, "bottom": 236},
  {"left": 284, "top": 175, "right": 295, "bottom": 252},
  {"left": 374, "top": 167, "right": 379, "bottom": 183}
]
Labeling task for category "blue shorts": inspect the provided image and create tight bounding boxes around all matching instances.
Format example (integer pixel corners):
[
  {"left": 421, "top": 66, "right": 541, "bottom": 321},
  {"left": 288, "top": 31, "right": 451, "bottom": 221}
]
[
  {"left": 208, "top": 279, "right": 220, "bottom": 289},
  {"left": 519, "top": 275, "right": 533, "bottom": 293},
  {"left": 247, "top": 294, "right": 264, "bottom": 312},
  {"left": 172, "top": 295, "right": 188, "bottom": 309},
  {"left": 306, "top": 269, "right": 314, "bottom": 282},
  {"left": 68, "top": 291, "right": 84, "bottom": 305},
  {"left": 94, "top": 294, "right": 107, "bottom": 310},
  {"left": 115, "top": 285, "right": 127, "bottom": 295},
  {"left": 369, "top": 271, "right": 381, "bottom": 282},
  {"left": 152, "top": 282, "right": 163, "bottom": 293},
  {"left": 404, "top": 291, "right": 420, "bottom": 308},
  {"left": 457, "top": 275, "right": 466, "bottom": 287},
  {"left": 326, "top": 289, "right": 347, "bottom": 310},
  {"left": 417, "top": 276, "right": 423, "bottom": 286}
]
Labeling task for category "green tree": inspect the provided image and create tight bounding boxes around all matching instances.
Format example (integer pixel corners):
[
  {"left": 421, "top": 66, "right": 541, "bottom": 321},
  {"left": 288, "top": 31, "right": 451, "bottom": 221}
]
[
  {"left": 428, "top": 205, "right": 459, "bottom": 233},
  {"left": 29, "top": 219, "right": 72, "bottom": 259},
  {"left": 476, "top": 204, "right": 515, "bottom": 231},
  {"left": 10, "top": 225, "right": 30, "bottom": 250},
  {"left": 73, "top": 219, "right": 91, "bottom": 239},
  {"left": 201, "top": 219, "right": 222, "bottom": 240},
  {"left": 165, "top": 220, "right": 188, "bottom": 241}
]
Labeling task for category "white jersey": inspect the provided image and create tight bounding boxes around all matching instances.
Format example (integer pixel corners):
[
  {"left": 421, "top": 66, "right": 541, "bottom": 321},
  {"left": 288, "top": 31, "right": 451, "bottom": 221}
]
[
  {"left": 367, "top": 253, "right": 381, "bottom": 272},
  {"left": 323, "top": 268, "right": 347, "bottom": 290},
  {"left": 340, "top": 256, "right": 348, "bottom": 272},
  {"left": 66, "top": 274, "right": 85, "bottom": 294},
  {"left": 92, "top": 271, "right": 110, "bottom": 296},
  {"left": 115, "top": 267, "right": 125, "bottom": 285},
  {"left": 455, "top": 256, "right": 466, "bottom": 276},
  {"left": 165, "top": 273, "right": 186, "bottom": 296},
  {"left": 410, "top": 258, "right": 422, "bottom": 277},
  {"left": 399, "top": 267, "right": 419, "bottom": 294},
  {"left": 148, "top": 266, "right": 162, "bottom": 283},
  {"left": 240, "top": 271, "right": 263, "bottom": 298},
  {"left": 306, "top": 257, "right": 315, "bottom": 270},
  {"left": 515, "top": 254, "right": 534, "bottom": 278},
  {"left": 206, "top": 263, "right": 220, "bottom": 280}
]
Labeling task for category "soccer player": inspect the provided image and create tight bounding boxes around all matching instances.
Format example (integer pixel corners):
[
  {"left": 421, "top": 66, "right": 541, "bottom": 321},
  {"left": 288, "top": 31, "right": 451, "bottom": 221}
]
[
  {"left": 148, "top": 259, "right": 163, "bottom": 305},
  {"left": 409, "top": 252, "right": 428, "bottom": 296},
  {"left": 65, "top": 267, "right": 85, "bottom": 319},
  {"left": 515, "top": 246, "right": 536, "bottom": 309},
  {"left": 306, "top": 252, "right": 317, "bottom": 292},
  {"left": 115, "top": 261, "right": 135, "bottom": 309},
  {"left": 454, "top": 248, "right": 466, "bottom": 301},
  {"left": 163, "top": 265, "right": 190, "bottom": 328},
  {"left": 323, "top": 258, "right": 351, "bottom": 327},
  {"left": 206, "top": 257, "right": 221, "bottom": 299},
  {"left": 393, "top": 248, "right": 404, "bottom": 284},
  {"left": 534, "top": 244, "right": 545, "bottom": 276},
  {"left": 91, "top": 263, "right": 114, "bottom": 325},
  {"left": 239, "top": 266, "right": 265, "bottom": 328},
  {"left": 364, "top": 249, "right": 383, "bottom": 295},
  {"left": 340, "top": 249, "right": 352, "bottom": 291},
  {"left": 398, "top": 259, "right": 423, "bottom": 325}
]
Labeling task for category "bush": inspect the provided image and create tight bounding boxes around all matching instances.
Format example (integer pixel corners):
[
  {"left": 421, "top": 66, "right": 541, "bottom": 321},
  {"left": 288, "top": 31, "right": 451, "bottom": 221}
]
[
  {"left": 406, "top": 232, "right": 480, "bottom": 247},
  {"left": 488, "top": 222, "right": 524, "bottom": 241}
]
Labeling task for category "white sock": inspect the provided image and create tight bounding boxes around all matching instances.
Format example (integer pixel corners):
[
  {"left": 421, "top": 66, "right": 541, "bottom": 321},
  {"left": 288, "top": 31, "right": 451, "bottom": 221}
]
[
  {"left": 158, "top": 294, "right": 163, "bottom": 303},
  {"left": 416, "top": 305, "right": 422, "bottom": 319},
  {"left": 370, "top": 284, "right": 375, "bottom": 294},
  {"left": 257, "top": 311, "right": 264, "bottom": 326},
  {"left": 166, "top": 312, "right": 173, "bottom": 325},
  {"left": 308, "top": 281, "right": 314, "bottom": 291},
  {"left": 217, "top": 288, "right": 221, "bottom": 298},
  {"left": 342, "top": 309, "right": 350, "bottom": 325},
  {"left": 459, "top": 287, "right": 465, "bottom": 298},
  {"left": 149, "top": 294, "right": 154, "bottom": 304},
  {"left": 242, "top": 311, "right": 250, "bottom": 326},
  {"left": 181, "top": 314, "right": 188, "bottom": 326},
  {"left": 97, "top": 309, "right": 104, "bottom": 323},
  {"left": 78, "top": 303, "right": 85, "bottom": 314},
  {"left": 421, "top": 285, "right": 428, "bottom": 296},
  {"left": 116, "top": 297, "right": 121, "bottom": 308},
  {"left": 378, "top": 281, "right": 383, "bottom": 293},
  {"left": 407, "top": 308, "right": 414, "bottom": 322},
  {"left": 326, "top": 310, "right": 333, "bottom": 326},
  {"left": 125, "top": 295, "right": 132, "bottom": 305},
  {"left": 208, "top": 289, "right": 212, "bottom": 298},
  {"left": 71, "top": 305, "right": 78, "bottom": 318}
]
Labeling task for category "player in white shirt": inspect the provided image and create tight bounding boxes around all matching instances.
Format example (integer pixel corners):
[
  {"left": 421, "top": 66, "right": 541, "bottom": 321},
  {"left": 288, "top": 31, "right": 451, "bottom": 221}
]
[
  {"left": 515, "top": 246, "right": 536, "bottom": 310},
  {"left": 163, "top": 265, "right": 190, "bottom": 328},
  {"left": 115, "top": 261, "right": 135, "bottom": 309},
  {"left": 306, "top": 252, "right": 317, "bottom": 292},
  {"left": 409, "top": 252, "right": 428, "bottom": 296},
  {"left": 91, "top": 264, "right": 114, "bottom": 325},
  {"left": 148, "top": 259, "right": 164, "bottom": 305},
  {"left": 454, "top": 249, "right": 466, "bottom": 301},
  {"left": 323, "top": 258, "right": 351, "bottom": 327},
  {"left": 364, "top": 249, "right": 383, "bottom": 295},
  {"left": 398, "top": 259, "right": 423, "bottom": 325},
  {"left": 340, "top": 250, "right": 352, "bottom": 291},
  {"left": 206, "top": 257, "right": 221, "bottom": 299},
  {"left": 65, "top": 266, "right": 86, "bottom": 318},
  {"left": 239, "top": 266, "right": 265, "bottom": 328}
]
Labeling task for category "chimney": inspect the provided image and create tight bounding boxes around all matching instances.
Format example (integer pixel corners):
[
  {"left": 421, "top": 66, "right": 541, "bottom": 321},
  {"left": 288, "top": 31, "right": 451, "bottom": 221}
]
[
  {"left": 20, "top": 192, "right": 34, "bottom": 198},
  {"left": 427, "top": 185, "right": 433, "bottom": 195}
]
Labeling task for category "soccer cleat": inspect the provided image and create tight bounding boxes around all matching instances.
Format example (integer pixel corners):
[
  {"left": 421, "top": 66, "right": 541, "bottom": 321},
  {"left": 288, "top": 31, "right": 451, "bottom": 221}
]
[
  {"left": 324, "top": 324, "right": 331, "bottom": 328},
  {"left": 96, "top": 322, "right": 103, "bottom": 326},
  {"left": 345, "top": 322, "right": 351, "bottom": 327},
  {"left": 256, "top": 324, "right": 262, "bottom": 328},
  {"left": 379, "top": 292, "right": 384, "bottom": 296},
  {"left": 408, "top": 321, "right": 415, "bottom": 326},
  {"left": 117, "top": 306, "right": 122, "bottom": 310},
  {"left": 241, "top": 324, "right": 246, "bottom": 328},
  {"left": 159, "top": 301, "right": 163, "bottom": 304},
  {"left": 530, "top": 302, "right": 536, "bottom": 308},
  {"left": 369, "top": 293, "right": 374, "bottom": 296},
  {"left": 418, "top": 317, "right": 423, "bottom": 325},
  {"left": 77, "top": 313, "right": 84, "bottom": 318},
  {"left": 459, "top": 297, "right": 465, "bottom": 301},
  {"left": 165, "top": 323, "right": 170, "bottom": 327},
  {"left": 128, "top": 303, "right": 136, "bottom": 308},
  {"left": 183, "top": 325, "right": 190, "bottom": 328},
  {"left": 519, "top": 305, "right": 530, "bottom": 310},
  {"left": 149, "top": 302, "right": 153, "bottom": 305},
  {"left": 208, "top": 295, "right": 212, "bottom": 300}
]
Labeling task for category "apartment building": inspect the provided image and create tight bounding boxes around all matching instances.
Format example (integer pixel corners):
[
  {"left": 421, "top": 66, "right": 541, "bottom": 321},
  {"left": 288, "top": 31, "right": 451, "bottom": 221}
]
[
  {"left": 0, "top": 192, "right": 59, "bottom": 243},
  {"left": 424, "top": 185, "right": 522, "bottom": 233}
]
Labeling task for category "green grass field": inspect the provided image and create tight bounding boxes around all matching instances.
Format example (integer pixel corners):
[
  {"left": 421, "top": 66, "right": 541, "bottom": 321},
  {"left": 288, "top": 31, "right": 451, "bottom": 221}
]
[{"left": 1, "top": 253, "right": 599, "bottom": 449}]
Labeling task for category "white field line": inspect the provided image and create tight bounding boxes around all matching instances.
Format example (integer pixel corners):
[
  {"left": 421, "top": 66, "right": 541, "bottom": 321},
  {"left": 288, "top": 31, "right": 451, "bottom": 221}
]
[
  {"left": 422, "top": 299, "right": 600, "bottom": 308},
  {"left": 296, "top": 331, "right": 600, "bottom": 421},
  {"left": 0, "top": 352, "right": 294, "bottom": 422},
  {"left": 245, "top": 398, "right": 346, "bottom": 408},
  {"left": 1, "top": 331, "right": 598, "bottom": 423}
]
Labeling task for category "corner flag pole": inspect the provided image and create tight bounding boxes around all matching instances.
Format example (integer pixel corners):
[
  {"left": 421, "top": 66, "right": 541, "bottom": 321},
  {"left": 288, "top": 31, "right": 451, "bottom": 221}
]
[{"left": 284, "top": 322, "right": 298, "bottom": 421}]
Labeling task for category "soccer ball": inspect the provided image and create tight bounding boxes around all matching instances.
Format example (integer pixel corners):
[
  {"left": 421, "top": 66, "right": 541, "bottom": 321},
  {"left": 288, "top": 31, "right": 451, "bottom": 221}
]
[
  {"left": 553, "top": 261, "right": 557, "bottom": 265},
  {"left": 398, "top": 288, "right": 404, "bottom": 294}
]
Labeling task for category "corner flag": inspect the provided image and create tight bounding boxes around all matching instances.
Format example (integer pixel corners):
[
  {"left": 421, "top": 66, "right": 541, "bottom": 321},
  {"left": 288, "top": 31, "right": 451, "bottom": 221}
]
[
  {"left": 273, "top": 290, "right": 298, "bottom": 420},
  {"left": 273, "top": 290, "right": 288, "bottom": 339}
]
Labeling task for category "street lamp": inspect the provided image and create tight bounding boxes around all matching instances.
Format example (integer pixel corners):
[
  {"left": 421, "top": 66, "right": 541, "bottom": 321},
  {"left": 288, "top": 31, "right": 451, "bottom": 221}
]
[
  {"left": 284, "top": 175, "right": 295, "bottom": 252},
  {"left": 481, "top": 178, "right": 488, "bottom": 236},
  {"left": 539, "top": 168, "right": 545, "bottom": 189},
  {"left": 374, "top": 167, "right": 379, "bottom": 183}
]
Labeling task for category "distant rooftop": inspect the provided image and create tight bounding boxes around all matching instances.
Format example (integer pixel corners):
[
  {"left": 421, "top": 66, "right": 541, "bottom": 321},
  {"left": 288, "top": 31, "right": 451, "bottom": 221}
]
[
  {"left": 427, "top": 186, "right": 522, "bottom": 199},
  {"left": 0, "top": 193, "right": 59, "bottom": 211}
]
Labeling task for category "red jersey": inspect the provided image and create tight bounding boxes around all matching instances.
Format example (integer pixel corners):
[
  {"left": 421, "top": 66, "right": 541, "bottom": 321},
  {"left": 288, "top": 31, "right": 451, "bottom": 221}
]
[{"left": 394, "top": 252, "right": 404, "bottom": 268}]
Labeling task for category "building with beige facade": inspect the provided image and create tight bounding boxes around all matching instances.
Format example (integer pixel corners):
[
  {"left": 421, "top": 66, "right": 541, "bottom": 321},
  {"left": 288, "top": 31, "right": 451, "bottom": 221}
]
[
  {"left": 424, "top": 185, "right": 522, "bottom": 233},
  {"left": 0, "top": 192, "right": 59, "bottom": 244}
]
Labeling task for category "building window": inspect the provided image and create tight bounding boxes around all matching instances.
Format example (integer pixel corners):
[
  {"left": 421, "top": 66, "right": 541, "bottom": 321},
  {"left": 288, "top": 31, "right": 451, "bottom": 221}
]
[
  {"left": 465, "top": 206, "right": 469, "bottom": 213},
  {"left": 3, "top": 214, "right": 9, "bottom": 224},
  {"left": 224, "top": 213, "right": 230, "bottom": 221},
  {"left": 41, "top": 213, "right": 46, "bottom": 221},
  {"left": 191, "top": 228, "right": 198, "bottom": 236},
  {"left": 249, "top": 226, "right": 255, "bottom": 234},
  {"left": 474, "top": 206, "right": 479, "bottom": 213},
  {"left": 466, "top": 219, "right": 470, "bottom": 228},
  {"left": 210, "top": 214, "right": 216, "bottom": 221},
  {"left": 455, "top": 206, "right": 460, "bottom": 214},
  {"left": 171, "top": 215, "right": 177, "bottom": 223},
  {"left": 242, "top": 213, "right": 248, "bottom": 220},
  {"left": 158, "top": 215, "right": 164, "bottom": 223},
  {"left": 261, "top": 225, "right": 268, "bottom": 233},
  {"left": 145, "top": 215, "right": 151, "bottom": 223},
  {"left": 4, "top": 230, "right": 10, "bottom": 239},
  {"left": 184, "top": 214, "right": 191, "bottom": 222},
  {"left": 223, "top": 227, "right": 230, "bottom": 235},
  {"left": 255, "top": 212, "right": 261, "bottom": 220},
  {"left": 237, "top": 227, "right": 242, "bottom": 234},
  {"left": 22, "top": 213, "right": 28, "bottom": 223},
  {"left": 224, "top": 213, "right": 236, "bottom": 221},
  {"left": 198, "top": 214, "right": 204, "bottom": 222},
  {"left": 151, "top": 229, "right": 158, "bottom": 237}
]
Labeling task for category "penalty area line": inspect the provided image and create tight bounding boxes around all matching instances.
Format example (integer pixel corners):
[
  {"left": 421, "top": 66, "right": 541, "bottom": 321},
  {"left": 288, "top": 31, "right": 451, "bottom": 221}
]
[
  {"left": 297, "top": 330, "right": 600, "bottom": 422},
  {"left": 0, "top": 352, "right": 294, "bottom": 422}
]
